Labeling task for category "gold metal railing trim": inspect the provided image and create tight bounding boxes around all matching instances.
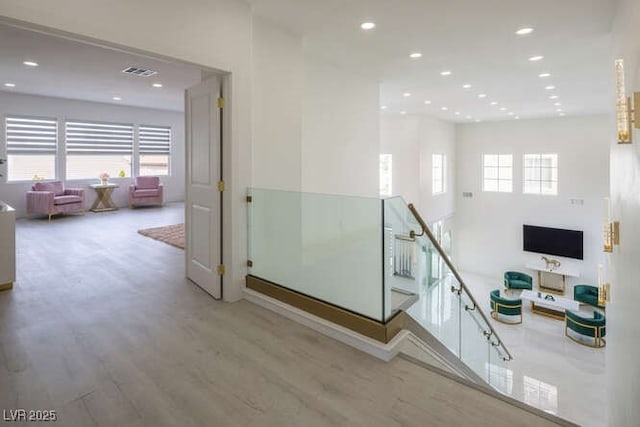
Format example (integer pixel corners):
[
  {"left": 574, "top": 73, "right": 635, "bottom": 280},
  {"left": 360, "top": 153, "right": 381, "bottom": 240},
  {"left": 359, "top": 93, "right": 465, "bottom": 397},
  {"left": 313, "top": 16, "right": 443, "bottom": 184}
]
[{"left": 407, "top": 203, "right": 513, "bottom": 361}]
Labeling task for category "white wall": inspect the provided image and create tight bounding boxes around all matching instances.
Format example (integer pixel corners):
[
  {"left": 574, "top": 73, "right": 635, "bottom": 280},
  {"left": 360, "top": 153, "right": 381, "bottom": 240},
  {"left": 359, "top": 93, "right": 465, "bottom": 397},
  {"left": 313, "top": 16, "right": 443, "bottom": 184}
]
[
  {"left": 455, "top": 115, "right": 610, "bottom": 287},
  {"left": 380, "top": 115, "right": 456, "bottom": 223},
  {"left": 609, "top": 0, "right": 640, "bottom": 424},
  {"left": 301, "top": 56, "right": 379, "bottom": 197},
  {"left": 0, "top": 92, "right": 184, "bottom": 216},
  {"left": 251, "top": 17, "right": 302, "bottom": 191}
]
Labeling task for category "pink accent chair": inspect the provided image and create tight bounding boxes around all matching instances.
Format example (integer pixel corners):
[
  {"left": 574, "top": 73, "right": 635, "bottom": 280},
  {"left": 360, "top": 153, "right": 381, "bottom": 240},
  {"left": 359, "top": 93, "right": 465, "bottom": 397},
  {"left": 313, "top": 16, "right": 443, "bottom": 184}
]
[
  {"left": 129, "top": 176, "right": 163, "bottom": 208},
  {"left": 27, "top": 181, "right": 85, "bottom": 222}
]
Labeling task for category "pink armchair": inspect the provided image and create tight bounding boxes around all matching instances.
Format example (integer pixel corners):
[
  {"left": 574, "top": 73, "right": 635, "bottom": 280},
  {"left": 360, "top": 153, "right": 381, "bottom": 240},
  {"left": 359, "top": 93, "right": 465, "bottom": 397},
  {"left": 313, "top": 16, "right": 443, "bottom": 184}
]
[
  {"left": 27, "top": 181, "right": 85, "bottom": 222},
  {"left": 129, "top": 176, "right": 163, "bottom": 208}
]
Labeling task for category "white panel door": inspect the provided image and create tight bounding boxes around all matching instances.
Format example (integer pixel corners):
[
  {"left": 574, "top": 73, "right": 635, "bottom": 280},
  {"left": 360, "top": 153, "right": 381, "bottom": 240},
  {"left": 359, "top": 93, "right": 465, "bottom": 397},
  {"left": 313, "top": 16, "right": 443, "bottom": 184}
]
[{"left": 185, "top": 77, "right": 221, "bottom": 299}]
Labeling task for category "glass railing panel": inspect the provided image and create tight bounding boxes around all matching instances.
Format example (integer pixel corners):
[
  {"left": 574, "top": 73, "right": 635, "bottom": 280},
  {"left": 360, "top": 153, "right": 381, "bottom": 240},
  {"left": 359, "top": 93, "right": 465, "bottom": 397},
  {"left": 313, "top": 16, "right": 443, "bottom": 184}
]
[
  {"left": 489, "top": 337, "right": 512, "bottom": 394},
  {"left": 247, "top": 188, "right": 384, "bottom": 321},
  {"left": 382, "top": 196, "right": 424, "bottom": 320},
  {"left": 459, "top": 292, "right": 491, "bottom": 383}
]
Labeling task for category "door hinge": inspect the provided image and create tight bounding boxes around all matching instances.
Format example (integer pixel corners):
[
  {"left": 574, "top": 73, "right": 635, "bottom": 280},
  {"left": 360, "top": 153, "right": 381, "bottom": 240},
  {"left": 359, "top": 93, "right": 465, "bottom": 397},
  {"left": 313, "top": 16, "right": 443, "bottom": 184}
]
[
  {"left": 217, "top": 264, "right": 225, "bottom": 275},
  {"left": 246, "top": 195, "right": 252, "bottom": 203},
  {"left": 217, "top": 97, "right": 225, "bottom": 108},
  {"left": 217, "top": 181, "right": 225, "bottom": 192}
]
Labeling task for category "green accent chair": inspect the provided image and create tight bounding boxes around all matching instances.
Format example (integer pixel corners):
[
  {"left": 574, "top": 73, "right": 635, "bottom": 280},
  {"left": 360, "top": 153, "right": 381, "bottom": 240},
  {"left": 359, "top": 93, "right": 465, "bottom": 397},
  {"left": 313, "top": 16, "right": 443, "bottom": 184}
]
[
  {"left": 490, "top": 289, "right": 522, "bottom": 324},
  {"left": 504, "top": 271, "right": 533, "bottom": 291},
  {"left": 573, "top": 284, "right": 604, "bottom": 309},
  {"left": 565, "top": 310, "right": 606, "bottom": 348}
]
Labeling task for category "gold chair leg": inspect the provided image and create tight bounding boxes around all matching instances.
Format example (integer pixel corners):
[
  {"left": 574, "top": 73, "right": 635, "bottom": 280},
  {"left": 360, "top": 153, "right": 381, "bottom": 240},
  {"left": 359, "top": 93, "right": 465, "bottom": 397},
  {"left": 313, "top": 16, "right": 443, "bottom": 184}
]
[{"left": 48, "top": 214, "right": 52, "bottom": 223}]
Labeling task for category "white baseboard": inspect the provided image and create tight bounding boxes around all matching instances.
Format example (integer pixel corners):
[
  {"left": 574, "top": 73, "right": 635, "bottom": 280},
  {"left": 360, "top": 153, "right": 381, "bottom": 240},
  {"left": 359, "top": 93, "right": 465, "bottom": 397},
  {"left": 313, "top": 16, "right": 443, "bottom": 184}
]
[{"left": 243, "top": 288, "right": 407, "bottom": 361}]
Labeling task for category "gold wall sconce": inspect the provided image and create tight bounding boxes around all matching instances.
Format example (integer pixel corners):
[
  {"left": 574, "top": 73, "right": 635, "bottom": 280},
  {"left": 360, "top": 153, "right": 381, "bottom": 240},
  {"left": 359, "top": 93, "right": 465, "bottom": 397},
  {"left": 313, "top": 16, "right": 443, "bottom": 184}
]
[
  {"left": 615, "top": 59, "right": 640, "bottom": 144},
  {"left": 597, "top": 264, "right": 611, "bottom": 307},
  {"left": 603, "top": 198, "right": 620, "bottom": 252}
]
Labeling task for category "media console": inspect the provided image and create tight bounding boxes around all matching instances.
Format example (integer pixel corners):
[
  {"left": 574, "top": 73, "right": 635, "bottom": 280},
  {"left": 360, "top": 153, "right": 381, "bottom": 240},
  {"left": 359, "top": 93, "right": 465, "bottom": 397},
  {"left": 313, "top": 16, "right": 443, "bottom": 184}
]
[{"left": 525, "top": 261, "right": 579, "bottom": 295}]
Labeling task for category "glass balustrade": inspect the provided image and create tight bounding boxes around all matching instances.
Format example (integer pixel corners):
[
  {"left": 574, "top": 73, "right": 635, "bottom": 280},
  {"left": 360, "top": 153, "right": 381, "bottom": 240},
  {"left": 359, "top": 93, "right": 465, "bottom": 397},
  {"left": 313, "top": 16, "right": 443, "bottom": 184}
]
[{"left": 247, "top": 188, "right": 511, "bottom": 388}]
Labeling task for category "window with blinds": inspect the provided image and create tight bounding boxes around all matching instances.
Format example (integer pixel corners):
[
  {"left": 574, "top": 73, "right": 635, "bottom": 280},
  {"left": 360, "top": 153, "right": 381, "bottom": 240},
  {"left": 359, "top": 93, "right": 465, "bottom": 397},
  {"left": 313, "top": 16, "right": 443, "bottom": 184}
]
[
  {"left": 65, "top": 120, "right": 133, "bottom": 179},
  {"left": 139, "top": 125, "right": 171, "bottom": 176},
  {"left": 5, "top": 116, "right": 57, "bottom": 181}
]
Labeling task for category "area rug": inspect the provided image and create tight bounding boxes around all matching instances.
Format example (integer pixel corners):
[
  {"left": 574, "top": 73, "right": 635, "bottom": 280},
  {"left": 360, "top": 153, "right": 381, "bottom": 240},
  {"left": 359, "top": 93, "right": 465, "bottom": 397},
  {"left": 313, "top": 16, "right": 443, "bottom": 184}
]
[{"left": 138, "top": 223, "right": 185, "bottom": 249}]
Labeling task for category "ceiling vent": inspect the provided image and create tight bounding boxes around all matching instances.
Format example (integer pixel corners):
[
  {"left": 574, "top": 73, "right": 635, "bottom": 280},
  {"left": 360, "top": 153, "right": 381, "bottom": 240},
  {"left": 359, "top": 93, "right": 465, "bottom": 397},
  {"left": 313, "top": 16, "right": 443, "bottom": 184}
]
[{"left": 121, "top": 66, "right": 157, "bottom": 77}]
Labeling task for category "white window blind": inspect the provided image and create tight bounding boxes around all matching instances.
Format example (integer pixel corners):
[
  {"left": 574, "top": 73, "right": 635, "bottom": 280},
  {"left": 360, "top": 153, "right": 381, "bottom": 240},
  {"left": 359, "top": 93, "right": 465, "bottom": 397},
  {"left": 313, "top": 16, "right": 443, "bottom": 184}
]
[
  {"left": 6, "top": 116, "right": 57, "bottom": 155},
  {"left": 65, "top": 121, "right": 133, "bottom": 155},
  {"left": 139, "top": 126, "right": 171, "bottom": 155}
]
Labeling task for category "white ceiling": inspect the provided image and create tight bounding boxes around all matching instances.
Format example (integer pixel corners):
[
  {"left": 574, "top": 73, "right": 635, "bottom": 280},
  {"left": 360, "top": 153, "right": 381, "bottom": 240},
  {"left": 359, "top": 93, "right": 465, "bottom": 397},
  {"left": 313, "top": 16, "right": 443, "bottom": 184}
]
[
  {"left": 248, "top": 0, "right": 618, "bottom": 122},
  {"left": 0, "top": 24, "right": 203, "bottom": 112}
]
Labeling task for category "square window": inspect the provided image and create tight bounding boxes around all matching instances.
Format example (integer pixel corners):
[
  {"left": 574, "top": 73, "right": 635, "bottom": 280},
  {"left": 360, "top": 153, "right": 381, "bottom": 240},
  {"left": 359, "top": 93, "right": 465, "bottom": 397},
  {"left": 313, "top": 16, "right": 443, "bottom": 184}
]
[
  {"left": 523, "top": 154, "right": 558, "bottom": 195},
  {"left": 483, "top": 154, "right": 512, "bottom": 192}
]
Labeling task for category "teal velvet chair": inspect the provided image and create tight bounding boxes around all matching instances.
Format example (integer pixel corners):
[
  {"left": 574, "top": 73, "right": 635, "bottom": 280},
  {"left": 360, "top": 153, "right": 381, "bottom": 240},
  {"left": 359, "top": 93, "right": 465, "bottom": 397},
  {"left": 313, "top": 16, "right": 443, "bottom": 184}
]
[
  {"left": 565, "top": 310, "right": 606, "bottom": 348},
  {"left": 504, "top": 271, "right": 533, "bottom": 291},
  {"left": 490, "top": 289, "right": 522, "bottom": 324},
  {"left": 574, "top": 284, "right": 604, "bottom": 309}
]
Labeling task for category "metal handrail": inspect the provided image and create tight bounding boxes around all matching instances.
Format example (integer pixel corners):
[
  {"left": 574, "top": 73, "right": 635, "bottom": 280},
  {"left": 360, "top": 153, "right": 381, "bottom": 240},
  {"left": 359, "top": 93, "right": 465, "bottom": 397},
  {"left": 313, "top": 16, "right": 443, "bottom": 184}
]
[{"left": 407, "top": 203, "right": 513, "bottom": 361}]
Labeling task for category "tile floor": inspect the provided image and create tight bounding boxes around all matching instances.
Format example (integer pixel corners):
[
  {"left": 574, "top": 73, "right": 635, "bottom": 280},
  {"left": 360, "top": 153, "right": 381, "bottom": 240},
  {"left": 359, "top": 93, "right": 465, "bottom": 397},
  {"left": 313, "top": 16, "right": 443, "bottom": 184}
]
[{"left": 407, "top": 271, "right": 606, "bottom": 427}]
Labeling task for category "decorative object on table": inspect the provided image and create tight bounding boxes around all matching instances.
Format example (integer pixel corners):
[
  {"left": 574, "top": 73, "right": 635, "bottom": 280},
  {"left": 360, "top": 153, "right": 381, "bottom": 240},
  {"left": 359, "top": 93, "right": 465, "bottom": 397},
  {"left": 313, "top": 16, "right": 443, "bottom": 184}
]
[
  {"left": 129, "top": 176, "right": 163, "bottom": 208},
  {"left": 614, "top": 59, "right": 639, "bottom": 144},
  {"left": 541, "top": 255, "right": 561, "bottom": 269},
  {"left": 490, "top": 289, "right": 522, "bottom": 324},
  {"left": 565, "top": 310, "right": 606, "bottom": 348},
  {"left": 504, "top": 271, "right": 533, "bottom": 291},
  {"left": 603, "top": 197, "right": 620, "bottom": 253},
  {"left": 32, "top": 174, "right": 44, "bottom": 180},
  {"left": 138, "top": 223, "right": 184, "bottom": 249},
  {"left": 118, "top": 170, "right": 126, "bottom": 178},
  {"left": 89, "top": 183, "right": 119, "bottom": 212},
  {"left": 544, "top": 294, "right": 555, "bottom": 302},
  {"left": 99, "top": 172, "right": 110, "bottom": 185},
  {"left": 26, "top": 181, "right": 85, "bottom": 222}
]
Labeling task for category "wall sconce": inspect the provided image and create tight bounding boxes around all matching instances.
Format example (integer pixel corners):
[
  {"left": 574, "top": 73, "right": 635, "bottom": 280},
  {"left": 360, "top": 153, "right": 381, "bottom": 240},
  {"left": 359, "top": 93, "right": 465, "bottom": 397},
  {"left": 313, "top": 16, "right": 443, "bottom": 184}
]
[
  {"left": 597, "top": 264, "right": 610, "bottom": 307},
  {"left": 603, "top": 198, "right": 620, "bottom": 252},
  {"left": 615, "top": 59, "right": 640, "bottom": 144}
]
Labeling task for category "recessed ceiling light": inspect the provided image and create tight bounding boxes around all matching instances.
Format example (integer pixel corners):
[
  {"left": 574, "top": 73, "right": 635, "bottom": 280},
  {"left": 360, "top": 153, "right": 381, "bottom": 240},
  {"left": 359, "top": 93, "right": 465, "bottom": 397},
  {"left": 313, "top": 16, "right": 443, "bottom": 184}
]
[
  {"left": 554, "top": 102, "right": 562, "bottom": 106},
  {"left": 514, "top": 116, "right": 520, "bottom": 120},
  {"left": 529, "top": 55, "right": 544, "bottom": 62},
  {"left": 549, "top": 95, "right": 559, "bottom": 100},
  {"left": 516, "top": 28, "right": 534, "bottom": 35},
  {"left": 507, "top": 112, "right": 515, "bottom": 116},
  {"left": 499, "top": 107, "right": 507, "bottom": 111},
  {"left": 381, "top": 105, "right": 388, "bottom": 110},
  {"left": 400, "top": 111, "right": 407, "bottom": 115},
  {"left": 490, "top": 101, "right": 498, "bottom": 106},
  {"left": 409, "top": 52, "right": 422, "bottom": 59},
  {"left": 462, "top": 84, "right": 472, "bottom": 89},
  {"left": 559, "top": 112, "right": 566, "bottom": 116},
  {"left": 478, "top": 94, "right": 487, "bottom": 98},
  {"left": 475, "top": 119, "right": 481, "bottom": 123},
  {"left": 4, "top": 83, "right": 15, "bottom": 87},
  {"left": 455, "top": 112, "right": 461, "bottom": 115},
  {"left": 23, "top": 61, "right": 38, "bottom": 67},
  {"left": 440, "top": 70, "right": 452, "bottom": 76},
  {"left": 466, "top": 115, "right": 472, "bottom": 119},
  {"left": 545, "top": 85, "right": 556, "bottom": 90},
  {"left": 556, "top": 108, "right": 563, "bottom": 112},
  {"left": 441, "top": 107, "right": 449, "bottom": 111},
  {"left": 424, "top": 100, "right": 432, "bottom": 105},
  {"left": 361, "top": 22, "right": 376, "bottom": 30},
  {"left": 152, "top": 83, "right": 163, "bottom": 88},
  {"left": 539, "top": 73, "right": 551, "bottom": 78},
  {"left": 403, "top": 92, "right": 411, "bottom": 97},
  {"left": 112, "top": 96, "right": 122, "bottom": 101}
]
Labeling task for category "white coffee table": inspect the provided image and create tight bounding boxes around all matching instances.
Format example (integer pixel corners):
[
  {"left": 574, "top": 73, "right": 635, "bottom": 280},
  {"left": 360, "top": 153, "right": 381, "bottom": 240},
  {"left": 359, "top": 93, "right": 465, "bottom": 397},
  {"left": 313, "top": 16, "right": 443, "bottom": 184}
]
[{"left": 520, "top": 290, "right": 580, "bottom": 320}]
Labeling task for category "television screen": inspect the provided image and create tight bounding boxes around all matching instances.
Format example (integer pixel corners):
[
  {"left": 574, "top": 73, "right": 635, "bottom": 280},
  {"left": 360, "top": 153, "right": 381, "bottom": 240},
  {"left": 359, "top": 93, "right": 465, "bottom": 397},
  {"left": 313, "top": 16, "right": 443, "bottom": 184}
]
[{"left": 523, "top": 225, "right": 583, "bottom": 260}]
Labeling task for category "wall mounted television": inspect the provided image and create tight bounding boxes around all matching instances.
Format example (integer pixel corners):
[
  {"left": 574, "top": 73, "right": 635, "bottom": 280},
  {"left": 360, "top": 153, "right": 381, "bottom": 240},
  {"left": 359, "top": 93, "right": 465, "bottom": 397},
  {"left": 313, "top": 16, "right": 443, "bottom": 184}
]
[{"left": 523, "top": 225, "right": 584, "bottom": 260}]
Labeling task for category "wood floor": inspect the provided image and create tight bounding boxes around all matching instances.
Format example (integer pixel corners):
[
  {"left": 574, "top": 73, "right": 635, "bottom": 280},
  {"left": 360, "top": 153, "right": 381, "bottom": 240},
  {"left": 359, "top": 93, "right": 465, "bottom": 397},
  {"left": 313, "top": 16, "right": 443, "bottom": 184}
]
[{"left": 0, "top": 204, "right": 564, "bottom": 426}]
